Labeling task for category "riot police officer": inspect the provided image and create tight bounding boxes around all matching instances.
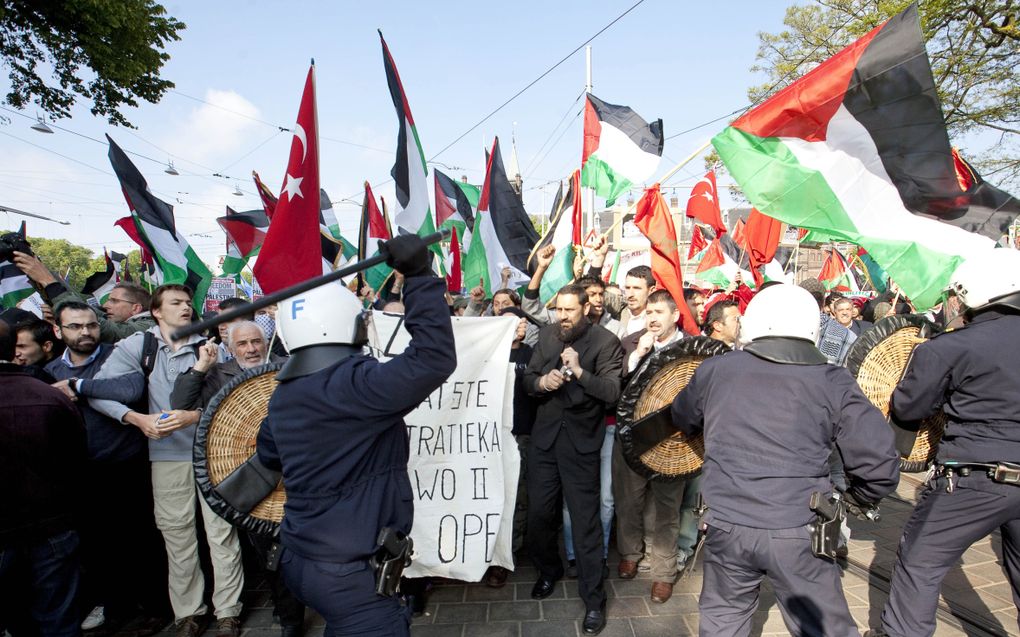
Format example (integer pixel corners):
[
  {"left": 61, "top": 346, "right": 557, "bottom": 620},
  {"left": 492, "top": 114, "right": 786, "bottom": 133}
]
[
  {"left": 874, "top": 249, "right": 1020, "bottom": 637},
  {"left": 255, "top": 236, "right": 456, "bottom": 636},
  {"left": 671, "top": 284, "right": 900, "bottom": 636}
]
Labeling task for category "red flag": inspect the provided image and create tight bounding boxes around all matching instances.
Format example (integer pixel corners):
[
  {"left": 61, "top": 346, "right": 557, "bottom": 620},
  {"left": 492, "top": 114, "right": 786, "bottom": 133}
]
[
  {"left": 633, "top": 184, "right": 700, "bottom": 336},
  {"left": 114, "top": 216, "right": 155, "bottom": 271},
  {"left": 730, "top": 217, "right": 747, "bottom": 249},
  {"left": 252, "top": 170, "right": 278, "bottom": 220},
  {"left": 446, "top": 226, "right": 462, "bottom": 292},
  {"left": 695, "top": 238, "right": 727, "bottom": 275},
  {"left": 687, "top": 225, "right": 708, "bottom": 260},
  {"left": 686, "top": 171, "right": 727, "bottom": 236},
  {"left": 253, "top": 64, "right": 321, "bottom": 294},
  {"left": 744, "top": 208, "right": 782, "bottom": 287}
]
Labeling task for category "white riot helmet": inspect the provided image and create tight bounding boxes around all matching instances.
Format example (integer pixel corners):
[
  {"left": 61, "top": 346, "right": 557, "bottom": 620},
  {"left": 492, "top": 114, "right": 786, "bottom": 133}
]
[
  {"left": 277, "top": 282, "right": 368, "bottom": 352},
  {"left": 740, "top": 284, "right": 820, "bottom": 344},
  {"left": 949, "top": 249, "right": 1020, "bottom": 313}
]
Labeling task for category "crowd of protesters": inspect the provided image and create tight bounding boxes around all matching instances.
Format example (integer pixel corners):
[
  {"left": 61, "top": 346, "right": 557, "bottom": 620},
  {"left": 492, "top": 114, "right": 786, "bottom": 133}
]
[{"left": 0, "top": 238, "right": 979, "bottom": 637}]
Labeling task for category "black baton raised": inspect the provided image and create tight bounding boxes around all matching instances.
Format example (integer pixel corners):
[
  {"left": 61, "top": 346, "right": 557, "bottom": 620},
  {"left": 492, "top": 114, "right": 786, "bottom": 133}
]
[{"left": 171, "top": 228, "right": 450, "bottom": 341}]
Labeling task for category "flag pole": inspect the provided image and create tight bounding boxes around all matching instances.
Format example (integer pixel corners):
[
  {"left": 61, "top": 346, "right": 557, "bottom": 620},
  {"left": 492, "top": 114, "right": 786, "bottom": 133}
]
[
  {"left": 172, "top": 229, "right": 450, "bottom": 341},
  {"left": 599, "top": 139, "right": 712, "bottom": 239}
]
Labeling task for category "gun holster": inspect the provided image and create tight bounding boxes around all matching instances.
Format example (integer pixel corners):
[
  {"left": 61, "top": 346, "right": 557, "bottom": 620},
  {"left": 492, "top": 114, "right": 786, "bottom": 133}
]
[
  {"left": 808, "top": 492, "right": 846, "bottom": 561},
  {"left": 370, "top": 527, "right": 413, "bottom": 597}
]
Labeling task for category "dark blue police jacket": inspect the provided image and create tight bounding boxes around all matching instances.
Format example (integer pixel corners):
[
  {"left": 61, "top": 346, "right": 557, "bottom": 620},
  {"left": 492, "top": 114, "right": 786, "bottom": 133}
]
[
  {"left": 257, "top": 277, "right": 456, "bottom": 563},
  {"left": 892, "top": 311, "right": 1020, "bottom": 464},
  {"left": 672, "top": 348, "right": 900, "bottom": 529}
]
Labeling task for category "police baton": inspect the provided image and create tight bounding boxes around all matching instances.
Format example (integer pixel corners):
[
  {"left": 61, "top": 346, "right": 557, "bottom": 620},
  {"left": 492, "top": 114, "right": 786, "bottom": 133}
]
[{"left": 171, "top": 228, "right": 451, "bottom": 341}]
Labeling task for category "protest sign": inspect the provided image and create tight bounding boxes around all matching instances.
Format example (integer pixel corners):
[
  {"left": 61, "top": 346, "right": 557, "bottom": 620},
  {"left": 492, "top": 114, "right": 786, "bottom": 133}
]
[
  {"left": 204, "top": 277, "right": 237, "bottom": 312},
  {"left": 369, "top": 313, "right": 519, "bottom": 581}
]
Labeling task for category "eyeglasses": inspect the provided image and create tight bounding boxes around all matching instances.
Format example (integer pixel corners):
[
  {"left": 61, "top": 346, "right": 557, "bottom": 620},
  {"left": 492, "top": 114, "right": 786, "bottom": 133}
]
[
  {"left": 60, "top": 322, "right": 100, "bottom": 332},
  {"left": 105, "top": 297, "right": 131, "bottom": 305}
]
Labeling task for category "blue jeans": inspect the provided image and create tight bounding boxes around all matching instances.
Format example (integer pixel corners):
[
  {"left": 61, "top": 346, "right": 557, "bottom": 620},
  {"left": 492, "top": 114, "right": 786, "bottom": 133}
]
[
  {"left": 0, "top": 529, "right": 81, "bottom": 637},
  {"left": 564, "top": 425, "right": 615, "bottom": 561}
]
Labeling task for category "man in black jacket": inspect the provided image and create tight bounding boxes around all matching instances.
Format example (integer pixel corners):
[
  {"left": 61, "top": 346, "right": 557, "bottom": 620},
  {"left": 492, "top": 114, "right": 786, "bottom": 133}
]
[
  {"left": 524, "top": 284, "right": 624, "bottom": 636},
  {"left": 0, "top": 317, "right": 87, "bottom": 637}
]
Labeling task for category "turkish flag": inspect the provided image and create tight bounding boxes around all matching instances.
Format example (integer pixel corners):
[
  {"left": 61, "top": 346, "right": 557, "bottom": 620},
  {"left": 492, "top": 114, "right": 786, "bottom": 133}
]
[
  {"left": 252, "top": 64, "right": 321, "bottom": 294},
  {"left": 634, "top": 184, "right": 700, "bottom": 336},
  {"left": 686, "top": 170, "right": 727, "bottom": 237},
  {"left": 744, "top": 208, "right": 783, "bottom": 287},
  {"left": 687, "top": 224, "right": 708, "bottom": 260}
]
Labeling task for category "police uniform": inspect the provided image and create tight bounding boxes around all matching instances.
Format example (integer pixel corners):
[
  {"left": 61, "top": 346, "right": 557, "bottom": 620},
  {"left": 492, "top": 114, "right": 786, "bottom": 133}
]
[
  {"left": 878, "top": 310, "right": 1020, "bottom": 636},
  {"left": 672, "top": 337, "right": 900, "bottom": 636},
  {"left": 256, "top": 274, "right": 456, "bottom": 637}
]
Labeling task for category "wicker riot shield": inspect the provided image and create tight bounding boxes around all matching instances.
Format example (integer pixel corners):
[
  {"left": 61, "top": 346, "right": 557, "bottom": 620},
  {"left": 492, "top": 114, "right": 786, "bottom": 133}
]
[
  {"left": 194, "top": 362, "right": 286, "bottom": 535},
  {"left": 616, "top": 336, "right": 730, "bottom": 482},
  {"left": 846, "top": 315, "right": 947, "bottom": 472}
]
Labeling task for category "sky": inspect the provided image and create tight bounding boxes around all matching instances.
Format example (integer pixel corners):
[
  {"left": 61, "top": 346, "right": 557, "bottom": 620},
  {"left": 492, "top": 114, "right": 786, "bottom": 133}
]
[{"left": 0, "top": 0, "right": 987, "bottom": 272}]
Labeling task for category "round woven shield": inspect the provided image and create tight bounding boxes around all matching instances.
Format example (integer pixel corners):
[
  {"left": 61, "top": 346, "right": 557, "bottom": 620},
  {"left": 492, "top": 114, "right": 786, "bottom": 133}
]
[
  {"left": 846, "top": 315, "right": 946, "bottom": 472},
  {"left": 616, "top": 337, "right": 731, "bottom": 481},
  {"left": 194, "top": 362, "right": 285, "bottom": 535}
]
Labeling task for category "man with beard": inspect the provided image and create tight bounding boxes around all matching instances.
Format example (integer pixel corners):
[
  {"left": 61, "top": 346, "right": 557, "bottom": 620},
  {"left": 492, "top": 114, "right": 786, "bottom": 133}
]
[
  {"left": 170, "top": 321, "right": 300, "bottom": 637},
  {"left": 89, "top": 285, "right": 245, "bottom": 637},
  {"left": 46, "top": 301, "right": 170, "bottom": 635},
  {"left": 524, "top": 284, "right": 623, "bottom": 635},
  {"left": 613, "top": 290, "right": 690, "bottom": 603}
]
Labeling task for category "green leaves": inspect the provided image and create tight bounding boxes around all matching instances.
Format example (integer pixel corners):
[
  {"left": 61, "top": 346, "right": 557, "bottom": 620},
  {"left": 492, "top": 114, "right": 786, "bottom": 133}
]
[{"left": 1, "top": 0, "right": 185, "bottom": 127}]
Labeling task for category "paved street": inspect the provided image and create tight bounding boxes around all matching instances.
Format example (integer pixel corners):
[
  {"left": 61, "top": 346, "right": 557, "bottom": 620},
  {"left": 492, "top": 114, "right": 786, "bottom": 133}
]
[{"left": 129, "top": 473, "right": 1015, "bottom": 637}]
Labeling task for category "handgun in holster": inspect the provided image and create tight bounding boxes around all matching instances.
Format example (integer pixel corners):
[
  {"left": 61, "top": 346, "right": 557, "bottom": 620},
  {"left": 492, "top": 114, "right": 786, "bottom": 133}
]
[
  {"left": 808, "top": 491, "right": 846, "bottom": 561},
  {"left": 370, "top": 527, "right": 413, "bottom": 597}
]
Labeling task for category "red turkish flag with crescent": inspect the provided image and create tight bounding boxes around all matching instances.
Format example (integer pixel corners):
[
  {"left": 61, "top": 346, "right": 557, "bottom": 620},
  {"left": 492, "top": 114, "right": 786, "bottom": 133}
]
[
  {"left": 253, "top": 64, "right": 321, "bottom": 294},
  {"left": 686, "top": 170, "right": 727, "bottom": 237}
]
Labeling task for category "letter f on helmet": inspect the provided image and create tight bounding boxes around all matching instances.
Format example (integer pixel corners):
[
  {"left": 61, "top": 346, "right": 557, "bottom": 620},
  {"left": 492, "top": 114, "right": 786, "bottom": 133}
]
[{"left": 291, "top": 299, "right": 305, "bottom": 320}]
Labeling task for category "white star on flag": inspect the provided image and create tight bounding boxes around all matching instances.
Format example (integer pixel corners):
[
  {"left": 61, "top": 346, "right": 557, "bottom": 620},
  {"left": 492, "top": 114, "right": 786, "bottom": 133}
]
[
  {"left": 282, "top": 173, "right": 304, "bottom": 200},
  {"left": 701, "top": 191, "right": 714, "bottom": 203}
]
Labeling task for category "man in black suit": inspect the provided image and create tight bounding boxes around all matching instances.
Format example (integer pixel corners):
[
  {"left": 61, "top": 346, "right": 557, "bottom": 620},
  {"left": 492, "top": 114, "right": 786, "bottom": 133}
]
[{"left": 524, "top": 284, "right": 624, "bottom": 636}]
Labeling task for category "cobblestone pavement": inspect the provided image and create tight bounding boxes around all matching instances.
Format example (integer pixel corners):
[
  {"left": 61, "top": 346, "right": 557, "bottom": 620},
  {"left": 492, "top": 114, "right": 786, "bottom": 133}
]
[{"left": 126, "top": 473, "right": 1016, "bottom": 636}]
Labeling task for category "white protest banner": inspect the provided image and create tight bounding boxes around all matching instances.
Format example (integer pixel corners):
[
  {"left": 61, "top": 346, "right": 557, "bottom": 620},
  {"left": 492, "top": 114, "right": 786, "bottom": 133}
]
[
  {"left": 369, "top": 313, "right": 520, "bottom": 581},
  {"left": 204, "top": 277, "right": 237, "bottom": 313}
]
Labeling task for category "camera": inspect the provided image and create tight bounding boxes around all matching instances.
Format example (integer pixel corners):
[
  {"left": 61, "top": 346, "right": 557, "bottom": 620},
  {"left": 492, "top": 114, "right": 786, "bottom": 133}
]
[
  {"left": 560, "top": 365, "right": 575, "bottom": 380},
  {"left": 0, "top": 232, "right": 32, "bottom": 263}
]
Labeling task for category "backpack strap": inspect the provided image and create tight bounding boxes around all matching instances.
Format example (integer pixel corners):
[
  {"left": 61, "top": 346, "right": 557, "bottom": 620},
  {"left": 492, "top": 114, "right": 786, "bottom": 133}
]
[{"left": 140, "top": 331, "right": 159, "bottom": 379}]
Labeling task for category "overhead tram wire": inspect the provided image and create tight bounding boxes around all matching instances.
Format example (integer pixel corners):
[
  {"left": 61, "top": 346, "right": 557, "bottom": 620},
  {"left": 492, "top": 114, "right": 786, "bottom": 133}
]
[
  {"left": 525, "top": 106, "right": 584, "bottom": 180},
  {"left": 427, "top": 0, "right": 648, "bottom": 162},
  {"left": 663, "top": 10, "right": 860, "bottom": 143},
  {"left": 167, "top": 89, "right": 392, "bottom": 153},
  {"left": 337, "top": 0, "right": 647, "bottom": 203},
  {"left": 522, "top": 90, "right": 585, "bottom": 178},
  {"left": 0, "top": 106, "right": 260, "bottom": 197}
]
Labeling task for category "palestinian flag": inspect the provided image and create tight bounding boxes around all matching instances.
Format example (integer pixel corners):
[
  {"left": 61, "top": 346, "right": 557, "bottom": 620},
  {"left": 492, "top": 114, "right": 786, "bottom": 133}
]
[
  {"left": 529, "top": 171, "right": 581, "bottom": 304},
  {"left": 217, "top": 206, "right": 269, "bottom": 277},
  {"left": 818, "top": 248, "right": 861, "bottom": 293},
  {"left": 462, "top": 138, "right": 537, "bottom": 296},
  {"left": 114, "top": 216, "right": 162, "bottom": 287},
  {"left": 712, "top": 4, "right": 1012, "bottom": 310},
  {"left": 435, "top": 168, "right": 478, "bottom": 247},
  {"left": 0, "top": 222, "right": 33, "bottom": 309},
  {"left": 107, "top": 136, "right": 211, "bottom": 310},
  {"left": 110, "top": 251, "right": 127, "bottom": 282},
  {"left": 853, "top": 247, "right": 889, "bottom": 293},
  {"left": 81, "top": 249, "right": 117, "bottom": 305},
  {"left": 380, "top": 31, "right": 442, "bottom": 268},
  {"left": 581, "top": 94, "right": 664, "bottom": 206},
  {"left": 694, "top": 238, "right": 751, "bottom": 290},
  {"left": 319, "top": 189, "right": 356, "bottom": 270},
  {"left": 359, "top": 181, "right": 394, "bottom": 291}
]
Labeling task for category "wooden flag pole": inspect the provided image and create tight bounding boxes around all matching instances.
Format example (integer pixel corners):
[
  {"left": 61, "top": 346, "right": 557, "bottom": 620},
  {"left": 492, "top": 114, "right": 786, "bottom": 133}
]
[{"left": 598, "top": 139, "right": 713, "bottom": 239}]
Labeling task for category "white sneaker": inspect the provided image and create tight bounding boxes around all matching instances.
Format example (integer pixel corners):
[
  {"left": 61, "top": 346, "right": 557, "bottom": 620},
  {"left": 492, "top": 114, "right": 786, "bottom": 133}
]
[{"left": 81, "top": 606, "right": 105, "bottom": 631}]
